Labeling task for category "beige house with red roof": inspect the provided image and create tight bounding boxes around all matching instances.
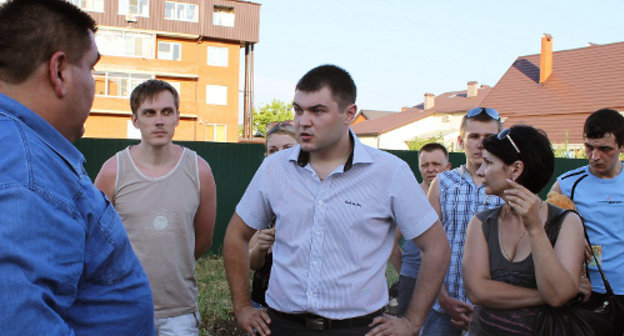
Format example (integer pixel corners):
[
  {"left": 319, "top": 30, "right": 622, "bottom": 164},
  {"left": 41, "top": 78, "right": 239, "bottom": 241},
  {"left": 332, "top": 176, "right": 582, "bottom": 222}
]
[
  {"left": 482, "top": 34, "right": 624, "bottom": 152},
  {"left": 352, "top": 83, "right": 491, "bottom": 150}
]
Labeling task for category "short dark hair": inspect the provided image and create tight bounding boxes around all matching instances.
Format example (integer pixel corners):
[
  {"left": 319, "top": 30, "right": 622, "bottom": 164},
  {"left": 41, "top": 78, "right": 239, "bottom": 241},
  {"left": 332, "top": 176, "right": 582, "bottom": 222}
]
[
  {"left": 0, "top": 0, "right": 97, "bottom": 84},
  {"left": 584, "top": 108, "right": 624, "bottom": 147},
  {"left": 459, "top": 109, "right": 502, "bottom": 137},
  {"left": 420, "top": 142, "right": 449, "bottom": 159},
  {"left": 130, "top": 79, "right": 180, "bottom": 114},
  {"left": 483, "top": 125, "right": 554, "bottom": 193},
  {"left": 295, "top": 64, "right": 356, "bottom": 111}
]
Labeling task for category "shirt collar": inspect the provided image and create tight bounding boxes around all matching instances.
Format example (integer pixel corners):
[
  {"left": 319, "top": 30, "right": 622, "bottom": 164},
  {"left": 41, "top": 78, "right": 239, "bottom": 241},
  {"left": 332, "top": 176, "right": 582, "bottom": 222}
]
[
  {"left": 0, "top": 93, "right": 85, "bottom": 176},
  {"left": 457, "top": 164, "right": 480, "bottom": 186},
  {"left": 289, "top": 128, "right": 373, "bottom": 172}
]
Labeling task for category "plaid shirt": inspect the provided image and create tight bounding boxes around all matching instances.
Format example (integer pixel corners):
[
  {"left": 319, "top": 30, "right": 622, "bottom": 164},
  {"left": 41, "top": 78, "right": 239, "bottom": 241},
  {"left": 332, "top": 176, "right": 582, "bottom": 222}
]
[{"left": 432, "top": 165, "right": 503, "bottom": 313}]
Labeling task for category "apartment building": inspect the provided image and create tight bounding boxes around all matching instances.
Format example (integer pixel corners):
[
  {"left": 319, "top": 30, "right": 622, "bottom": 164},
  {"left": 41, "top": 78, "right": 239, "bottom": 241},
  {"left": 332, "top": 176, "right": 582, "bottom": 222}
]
[{"left": 67, "top": 0, "right": 260, "bottom": 142}]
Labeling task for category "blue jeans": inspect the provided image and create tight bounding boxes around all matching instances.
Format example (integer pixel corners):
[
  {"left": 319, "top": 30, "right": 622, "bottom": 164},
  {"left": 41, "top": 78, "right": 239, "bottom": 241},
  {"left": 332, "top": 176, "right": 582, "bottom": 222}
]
[{"left": 420, "top": 310, "right": 463, "bottom": 336}]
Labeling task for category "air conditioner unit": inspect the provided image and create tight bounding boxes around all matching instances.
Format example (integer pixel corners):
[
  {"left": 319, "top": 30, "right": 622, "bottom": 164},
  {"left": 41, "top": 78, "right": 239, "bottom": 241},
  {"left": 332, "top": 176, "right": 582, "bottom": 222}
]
[{"left": 125, "top": 13, "right": 137, "bottom": 23}]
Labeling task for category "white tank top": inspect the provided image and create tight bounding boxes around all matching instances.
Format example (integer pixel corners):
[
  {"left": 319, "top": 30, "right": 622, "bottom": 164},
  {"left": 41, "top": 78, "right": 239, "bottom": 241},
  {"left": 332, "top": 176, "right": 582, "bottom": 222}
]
[{"left": 114, "top": 146, "right": 200, "bottom": 318}]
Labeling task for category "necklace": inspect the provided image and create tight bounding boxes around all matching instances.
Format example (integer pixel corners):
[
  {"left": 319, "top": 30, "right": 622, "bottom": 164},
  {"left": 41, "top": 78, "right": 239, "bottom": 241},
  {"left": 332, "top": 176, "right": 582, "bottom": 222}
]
[{"left": 499, "top": 207, "right": 527, "bottom": 261}]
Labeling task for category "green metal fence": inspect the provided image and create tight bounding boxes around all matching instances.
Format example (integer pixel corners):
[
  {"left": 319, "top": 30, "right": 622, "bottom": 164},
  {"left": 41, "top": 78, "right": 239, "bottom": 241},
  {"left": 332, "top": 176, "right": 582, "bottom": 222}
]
[{"left": 75, "top": 138, "right": 588, "bottom": 254}]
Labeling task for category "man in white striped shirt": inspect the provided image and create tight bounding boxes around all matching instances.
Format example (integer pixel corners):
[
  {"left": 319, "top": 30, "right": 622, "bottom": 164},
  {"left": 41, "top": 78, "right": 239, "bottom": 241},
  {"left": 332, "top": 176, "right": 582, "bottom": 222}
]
[{"left": 224, "top": 64, "right": 450, "bottom": 336}]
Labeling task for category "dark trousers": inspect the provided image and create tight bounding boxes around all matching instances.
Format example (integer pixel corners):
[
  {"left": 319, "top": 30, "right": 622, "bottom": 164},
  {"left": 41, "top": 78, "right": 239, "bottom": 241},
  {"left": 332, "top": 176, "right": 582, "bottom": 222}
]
[
  {"left": 266, "top": 309, "right": 373, "bottom": 336},
  {"left": 397, "top": 275, "right": 417, "bottom": 317}
]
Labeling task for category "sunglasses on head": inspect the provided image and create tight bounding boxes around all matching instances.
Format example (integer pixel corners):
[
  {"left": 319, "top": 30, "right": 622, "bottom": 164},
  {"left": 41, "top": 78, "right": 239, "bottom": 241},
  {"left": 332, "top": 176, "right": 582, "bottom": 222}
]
[
  {"left": 466, "top": 107, "right": 500, "bottom": 121},
  {"left": 266, "top": 120, "right": 295, "bottom": 136},
  {"left": 497, "top": 128, "right": 520, "bottom": 154}
]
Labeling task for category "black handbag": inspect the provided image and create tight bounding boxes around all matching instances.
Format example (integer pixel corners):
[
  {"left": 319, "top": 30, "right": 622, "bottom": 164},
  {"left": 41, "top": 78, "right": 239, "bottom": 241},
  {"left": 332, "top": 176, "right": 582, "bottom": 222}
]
[{"left": 535, "top": 210, "right": 624, "bottom": 336}]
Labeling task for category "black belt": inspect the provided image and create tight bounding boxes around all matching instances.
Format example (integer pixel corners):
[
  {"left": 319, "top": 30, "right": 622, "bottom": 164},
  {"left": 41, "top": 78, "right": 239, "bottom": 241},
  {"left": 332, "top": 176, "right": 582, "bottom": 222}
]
[{"left": 268, "top": 307, "right": 384, "bottom": 331}]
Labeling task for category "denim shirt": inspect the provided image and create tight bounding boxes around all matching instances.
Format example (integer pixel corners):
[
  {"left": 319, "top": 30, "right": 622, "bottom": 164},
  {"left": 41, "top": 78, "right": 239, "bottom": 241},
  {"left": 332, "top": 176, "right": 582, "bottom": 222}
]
[
  {"left": 432, "top": 165, "right": 503, "bottom": 313},
  {"left": 0, "top": 93, "right": 155, "bottom": 336}
]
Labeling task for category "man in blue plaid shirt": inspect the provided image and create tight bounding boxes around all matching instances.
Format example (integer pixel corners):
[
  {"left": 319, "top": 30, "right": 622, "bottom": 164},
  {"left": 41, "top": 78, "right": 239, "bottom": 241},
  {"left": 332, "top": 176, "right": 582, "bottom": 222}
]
[{"left": 422, "top": 108, "right": 504, "bottom": 336}]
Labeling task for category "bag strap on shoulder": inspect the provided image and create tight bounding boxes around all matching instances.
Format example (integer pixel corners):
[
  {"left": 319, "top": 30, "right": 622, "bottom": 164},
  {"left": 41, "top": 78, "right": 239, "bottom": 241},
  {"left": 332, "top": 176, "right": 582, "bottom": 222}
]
[{"left": 551, "top": 209, "right": 616, "bottom": 296}]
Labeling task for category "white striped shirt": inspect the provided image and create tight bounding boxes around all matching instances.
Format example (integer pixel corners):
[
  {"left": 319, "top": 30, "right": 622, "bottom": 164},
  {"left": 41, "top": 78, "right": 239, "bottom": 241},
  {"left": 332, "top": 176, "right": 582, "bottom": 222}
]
[{"left": 236, "top": 131, "right": 438, "bottom": 319}]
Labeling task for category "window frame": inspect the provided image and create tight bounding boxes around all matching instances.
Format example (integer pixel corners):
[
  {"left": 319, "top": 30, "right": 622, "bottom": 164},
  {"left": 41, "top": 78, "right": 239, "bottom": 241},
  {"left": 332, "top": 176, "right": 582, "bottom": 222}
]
[
  {"left": 94, "top": 71, "right": 153, "bottom": 98},
  {"left": 205, "top": 85, "right": 228, "bottom": 105},
  {"left": 95, "top": 28, "right": 155, "bottom": 59},
  {"left": 212, "top": 5, "right": 235, "bottom": 27},
  {"left": 68, "top": 0, "right": 105, "bottom": 12},
  {"left": 164, "top": 1, "right": 199, "bottom": 22},
  {"left": 158, "top": 41, "right": 182, "bottom": 61},
  {"left": 118, "top": 0, "right": 150, "bottom": 17},
  {"left": 207, "top": 46, "right": 229, "bottom": 67},
  {"left": 205, "top": 123, "right": 227, "bottom": 142}
]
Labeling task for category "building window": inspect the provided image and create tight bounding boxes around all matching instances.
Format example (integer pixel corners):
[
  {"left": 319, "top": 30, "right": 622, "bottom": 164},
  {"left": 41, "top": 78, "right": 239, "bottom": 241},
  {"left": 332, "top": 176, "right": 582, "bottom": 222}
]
[
  {"left": 165, "top": 81, "right": 181, "bottom": 94},
  {"left": 68, "top": 0, "right": 104, "bottom": 12},
  {"left": 158, "top": 42, "right": 181, "bottom": 61},
  {"left": 119, "top": 0, "right": 149, "bottom": 17},
  {"left": 205, "top": 124, "right": 227, "bottom": 142},
  {"left": 213, "top": 5, "right": 234, "bottom": 27},
  {"left": 206, "top": 85, "right": 227, "bottom": 105},
  {"left": 164, "top": 1, "right": 198, "bottom": 22},
  {"left": 207, "top": 46, "right": 228, "bottom": 67},
  {"left": 95, "top": 29, "right": 155, "bottom": 58},
  {"left": 94, "top": 71, "right": 152, "bottom": 97}
]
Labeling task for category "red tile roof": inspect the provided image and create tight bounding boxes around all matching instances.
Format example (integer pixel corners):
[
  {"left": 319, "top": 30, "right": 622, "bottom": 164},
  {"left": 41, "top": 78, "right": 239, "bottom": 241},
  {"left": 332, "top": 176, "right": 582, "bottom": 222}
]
[
  {"left": 358, "top": 110, "right": 398, "bottom": 120},
  {"left": 481, "top": 41, "right": 624, "bottom": 144},
  {"left": 353, "top": 86, "right": 491, "bottom": 136}
]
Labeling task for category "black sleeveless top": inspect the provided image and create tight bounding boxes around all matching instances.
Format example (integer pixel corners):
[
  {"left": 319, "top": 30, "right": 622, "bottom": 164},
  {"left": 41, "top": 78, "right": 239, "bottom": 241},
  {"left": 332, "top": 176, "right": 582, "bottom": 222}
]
[{"left": 468, "top": 204, "right": 565, "bottom": 336}]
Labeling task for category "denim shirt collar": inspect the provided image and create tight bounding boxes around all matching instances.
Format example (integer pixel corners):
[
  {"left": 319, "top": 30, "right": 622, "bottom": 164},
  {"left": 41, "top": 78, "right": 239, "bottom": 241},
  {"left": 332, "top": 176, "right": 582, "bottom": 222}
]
[
  {"left": 456, "top": 164, "right": 480, "bottom": 187},
  {"left": 0, "top": 93, "right": 85, "bottom": 176}
]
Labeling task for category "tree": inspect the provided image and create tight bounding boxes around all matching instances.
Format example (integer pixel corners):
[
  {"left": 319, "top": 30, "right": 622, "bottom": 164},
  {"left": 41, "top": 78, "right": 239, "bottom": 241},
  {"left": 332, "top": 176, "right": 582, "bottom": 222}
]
[
  {"left": 253, "top": 99, "right": 293, "bottom": 136},
  {"left": 405, "top": 133, "right": 445, "bottom": 151}
]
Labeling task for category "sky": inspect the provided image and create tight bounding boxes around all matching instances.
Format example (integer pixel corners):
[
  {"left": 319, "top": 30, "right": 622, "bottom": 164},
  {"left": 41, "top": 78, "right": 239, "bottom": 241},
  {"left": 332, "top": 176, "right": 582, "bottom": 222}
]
[{"left": 241, "top": 0, "right": 624, "bottom": 119}]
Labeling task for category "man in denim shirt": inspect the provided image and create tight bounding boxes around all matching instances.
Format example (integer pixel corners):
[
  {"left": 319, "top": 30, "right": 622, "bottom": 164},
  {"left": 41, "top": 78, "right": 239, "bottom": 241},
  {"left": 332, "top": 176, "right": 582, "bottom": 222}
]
[
  {"left": 422, "top": 108, "right": 503, "bottom": 335},
  {"left": 0, "top": 1, "right": 155, "bottom": 335}
]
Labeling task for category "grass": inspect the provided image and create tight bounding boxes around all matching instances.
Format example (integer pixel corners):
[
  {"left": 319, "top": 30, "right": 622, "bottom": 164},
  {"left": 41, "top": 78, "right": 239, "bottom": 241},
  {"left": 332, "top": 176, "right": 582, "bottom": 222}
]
[
  {"left": 195, "top": 255, "right": 399, "bottom": 336},
  {"left": 196, "top": 256, "right": 244, "bottom": 336}
]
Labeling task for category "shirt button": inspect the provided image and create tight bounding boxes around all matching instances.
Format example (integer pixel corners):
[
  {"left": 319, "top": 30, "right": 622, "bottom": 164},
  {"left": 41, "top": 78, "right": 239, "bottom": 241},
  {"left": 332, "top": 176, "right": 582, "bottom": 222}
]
[
  {"left": 318, "top": 200, "right": 324, "bottom": 205},
  {"left": 312, "top": 261, "right": 319, "bottom": 267},
  {"left": 315, "top": 230, "right": 321, "bottom": 236}
]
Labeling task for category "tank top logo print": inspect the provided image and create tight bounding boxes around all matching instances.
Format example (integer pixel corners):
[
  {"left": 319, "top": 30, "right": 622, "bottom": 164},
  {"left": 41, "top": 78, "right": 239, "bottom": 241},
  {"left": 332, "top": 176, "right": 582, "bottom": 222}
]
[{"left": 153, "top": 215, "right": 168, "bottom": 230}]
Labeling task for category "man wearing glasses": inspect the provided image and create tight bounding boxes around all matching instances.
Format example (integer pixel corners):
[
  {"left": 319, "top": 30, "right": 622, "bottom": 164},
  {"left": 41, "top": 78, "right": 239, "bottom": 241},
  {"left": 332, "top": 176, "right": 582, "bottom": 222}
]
[
  {"left": 423, "top": 107, "right": 504, "bottom": 336},
  {"left": 224, "top": 64, "right": 451, "bottom": 336}
]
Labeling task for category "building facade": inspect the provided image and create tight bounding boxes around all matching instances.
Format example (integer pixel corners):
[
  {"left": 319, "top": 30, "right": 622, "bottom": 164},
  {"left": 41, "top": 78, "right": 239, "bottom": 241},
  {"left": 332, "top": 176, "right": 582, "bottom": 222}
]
[
  {"left": 353, "top": 82, "right": 491, "bottom": 151},
  {"left": 70, "top": 0, "right": 260, "bottom": 142}
]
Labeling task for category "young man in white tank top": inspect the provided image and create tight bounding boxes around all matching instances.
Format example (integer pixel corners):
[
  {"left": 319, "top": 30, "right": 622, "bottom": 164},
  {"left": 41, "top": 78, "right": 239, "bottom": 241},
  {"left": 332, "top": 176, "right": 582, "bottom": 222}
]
[{"left": 95, "top": 79, "right": 217, "bottom": 336}]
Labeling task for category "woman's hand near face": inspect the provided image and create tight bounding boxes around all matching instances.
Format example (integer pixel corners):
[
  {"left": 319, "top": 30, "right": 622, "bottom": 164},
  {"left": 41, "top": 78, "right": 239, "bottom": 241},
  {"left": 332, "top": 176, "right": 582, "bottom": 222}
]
[
  {"left": 503, "top": 179, "right": 544, "bottom": 233},
  {"left": 504, "top": 178, "right": 585, "bottom": 306}
]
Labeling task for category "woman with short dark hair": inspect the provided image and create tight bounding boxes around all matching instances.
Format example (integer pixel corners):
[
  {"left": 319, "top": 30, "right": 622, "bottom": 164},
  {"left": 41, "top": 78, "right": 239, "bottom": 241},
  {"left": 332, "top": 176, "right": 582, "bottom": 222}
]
[{"left": 462, "top": 125, "right": 585, "bottom": 335}]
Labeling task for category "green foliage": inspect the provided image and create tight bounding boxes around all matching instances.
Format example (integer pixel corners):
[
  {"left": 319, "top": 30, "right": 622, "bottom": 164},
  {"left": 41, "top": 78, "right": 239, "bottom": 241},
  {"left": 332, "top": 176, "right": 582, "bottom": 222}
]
[
  {"left": 196, "top": 256, "right": 245, "bottom": 335},
  {"left": 253, "top": 99, "right": 293, "bottom": 136},
  {"left": 405, "top": 133, "right": 444, "bottom": 151}
]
